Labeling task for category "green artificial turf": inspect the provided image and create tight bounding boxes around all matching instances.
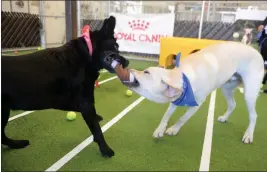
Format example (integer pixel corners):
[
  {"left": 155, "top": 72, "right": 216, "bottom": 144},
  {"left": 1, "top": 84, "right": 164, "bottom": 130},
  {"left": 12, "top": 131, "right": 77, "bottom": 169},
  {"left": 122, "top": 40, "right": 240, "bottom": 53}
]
[
  {"left": 1, "top": 50, "right": 37, "bottom": 56},
  {"left": 60, "top": 96, "right": 211, "bottom": 171},
  {"left": 2, "top": 50, "right": 267, "bottom": 171},
  {"left": 210, "top": 90, "right": 267, "bottom": 171}
]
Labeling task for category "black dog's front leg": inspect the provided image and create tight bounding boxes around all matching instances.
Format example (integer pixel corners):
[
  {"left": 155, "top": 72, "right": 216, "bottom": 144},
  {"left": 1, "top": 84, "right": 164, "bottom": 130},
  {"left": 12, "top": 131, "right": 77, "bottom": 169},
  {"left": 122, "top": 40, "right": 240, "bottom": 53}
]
[{"left": 80, "top": 101, "right": 114, "bottom": 157}]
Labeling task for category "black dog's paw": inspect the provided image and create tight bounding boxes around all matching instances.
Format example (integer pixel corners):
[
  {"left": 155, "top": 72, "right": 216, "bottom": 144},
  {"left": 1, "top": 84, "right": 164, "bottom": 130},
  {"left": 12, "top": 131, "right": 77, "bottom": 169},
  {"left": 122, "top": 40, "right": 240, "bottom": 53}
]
[
  {"left": 96, "top": 114, "right": 103, "bottom": 122},
  {"left": 100, "top": 146, "right": 115, "bottom": 158},
  {"left": 5, "top": 139, "right": 30, "bottom": 149}
]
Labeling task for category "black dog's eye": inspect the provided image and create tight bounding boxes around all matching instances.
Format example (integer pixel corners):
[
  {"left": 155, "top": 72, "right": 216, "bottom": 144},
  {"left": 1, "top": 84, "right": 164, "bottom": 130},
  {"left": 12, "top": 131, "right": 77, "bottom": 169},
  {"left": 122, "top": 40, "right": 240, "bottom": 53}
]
[{"left": 144, "top": 70, "right": 150, "bottom": 74}]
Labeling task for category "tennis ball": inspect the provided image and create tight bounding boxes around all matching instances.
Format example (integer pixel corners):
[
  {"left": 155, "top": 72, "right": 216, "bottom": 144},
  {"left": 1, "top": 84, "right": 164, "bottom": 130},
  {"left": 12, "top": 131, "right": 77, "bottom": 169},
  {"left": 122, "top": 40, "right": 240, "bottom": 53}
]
[
  {"left": 233, "top": 32, "right": 239, "bottom": 38},
  {"left": 126, "top": 90, "right": 133, "bottom": 96},
  {"left": 66, "top": 111, "right": 76, "bottom": 121},
  {"left": 37, "top": 47, "right": 42, "bottom": 50}
]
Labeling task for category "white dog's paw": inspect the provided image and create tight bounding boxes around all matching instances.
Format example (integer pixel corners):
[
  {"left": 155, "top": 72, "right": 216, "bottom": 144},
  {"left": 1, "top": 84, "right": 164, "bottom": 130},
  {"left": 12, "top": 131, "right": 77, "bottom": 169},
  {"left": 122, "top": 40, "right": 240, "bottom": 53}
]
[
  {"left": 217, "top": 116, "right": 228, "bottom": 123},
  {"left": 152, "top": 127, "right": 166, "bottom": 138},
  {"left": 242, "top": 131, "right": 253, "bottom": 144},
  {"left": 165, "top": 126, "right": 180, "bottom": 136}
]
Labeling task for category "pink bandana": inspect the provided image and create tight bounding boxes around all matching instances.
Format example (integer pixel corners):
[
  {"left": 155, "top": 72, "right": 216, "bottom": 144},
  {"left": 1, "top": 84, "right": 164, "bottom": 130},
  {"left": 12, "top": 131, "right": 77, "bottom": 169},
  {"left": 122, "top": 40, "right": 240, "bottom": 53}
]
[{"left": 81, "top": 25, "right": 93, "bottom": 56}]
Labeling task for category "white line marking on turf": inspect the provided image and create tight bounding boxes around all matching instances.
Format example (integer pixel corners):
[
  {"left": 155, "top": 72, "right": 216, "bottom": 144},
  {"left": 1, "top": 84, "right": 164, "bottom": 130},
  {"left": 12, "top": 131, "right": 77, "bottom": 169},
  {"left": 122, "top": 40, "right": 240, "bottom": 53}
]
[
  {"left": 45, "top": 96, "right": 145, "bottom": 172},
  {"left": 9, "top": 76, "right": 118, "bottom": 122},
  {"left": 8, "top": 111, "right": 35, "bottom": 121},
  {"left": 97, "top": 76, "right": 117, "bottom": 85},
  {"left": 199, "top": 90, "right": 216, "bottom": 172}
]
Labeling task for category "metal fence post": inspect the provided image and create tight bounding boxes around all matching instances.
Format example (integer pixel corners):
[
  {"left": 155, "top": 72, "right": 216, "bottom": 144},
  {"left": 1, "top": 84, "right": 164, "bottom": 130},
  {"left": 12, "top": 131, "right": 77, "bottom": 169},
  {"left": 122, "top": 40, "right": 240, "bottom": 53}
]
[
  {"left": 207, "top": 1, "right": 211, "bottom": 21},
  {"left": 65, "top": 0, "right": 72, "bottom": 42},
  {"left": 77, "top": 0, "right": 81, "bottom": 37},
  {"left": 198, "top": 1, "right": 205, "bottom": 39},
  {"left": 39, "top": 0, "right": 46, "bottom": 49},
  {"left": 71, "top": 1, "right": 77, "bottom": 39}
]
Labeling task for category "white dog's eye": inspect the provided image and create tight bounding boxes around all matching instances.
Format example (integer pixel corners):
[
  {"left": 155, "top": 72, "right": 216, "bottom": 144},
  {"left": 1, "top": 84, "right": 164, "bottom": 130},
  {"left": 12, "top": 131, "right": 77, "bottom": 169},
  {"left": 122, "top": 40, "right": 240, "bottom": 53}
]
[{"left": 144, "top": 70, "right": 150, "bottom": 74}]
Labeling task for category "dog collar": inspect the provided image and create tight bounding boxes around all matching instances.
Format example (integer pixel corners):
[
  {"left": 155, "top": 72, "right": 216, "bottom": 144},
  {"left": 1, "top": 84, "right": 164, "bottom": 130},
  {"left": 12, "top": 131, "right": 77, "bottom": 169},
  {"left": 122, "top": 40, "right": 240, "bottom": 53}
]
[
  {"left": 172, "top": 52, "right": 198, "bottom": 107},
  {"left": 81, "top": 25, "right": 93, "bottom": 56},
  {"left": 172, "top": 73, "right": 198, "bottom": 106}
]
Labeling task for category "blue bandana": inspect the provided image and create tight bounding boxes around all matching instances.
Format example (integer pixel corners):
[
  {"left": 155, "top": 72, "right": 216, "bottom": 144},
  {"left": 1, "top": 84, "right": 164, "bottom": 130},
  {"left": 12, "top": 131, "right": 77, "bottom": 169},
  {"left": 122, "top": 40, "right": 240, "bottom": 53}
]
[{"left": 172, "top": 52, "right": 198, "bottom": 107}]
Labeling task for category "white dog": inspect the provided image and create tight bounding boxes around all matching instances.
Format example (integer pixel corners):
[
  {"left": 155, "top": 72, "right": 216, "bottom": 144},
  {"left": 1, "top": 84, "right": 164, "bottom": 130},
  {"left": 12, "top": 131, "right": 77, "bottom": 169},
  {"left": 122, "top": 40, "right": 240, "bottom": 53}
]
[
  {"left": 241, "top": 28, "right": 253, "bottom": 45},
  {"left": 127, "top": 42, "right": 264, "bottom": 144}
]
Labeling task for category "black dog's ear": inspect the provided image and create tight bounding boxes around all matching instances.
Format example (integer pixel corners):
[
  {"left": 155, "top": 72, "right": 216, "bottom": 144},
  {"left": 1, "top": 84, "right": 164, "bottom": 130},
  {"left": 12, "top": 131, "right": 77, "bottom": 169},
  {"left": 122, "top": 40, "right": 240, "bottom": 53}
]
[
  {"left": 107, "top": 16, "right": 116, "bottom": 31},
  {"left": 101, "top": 16, "right": 116, "bottom": 38}
]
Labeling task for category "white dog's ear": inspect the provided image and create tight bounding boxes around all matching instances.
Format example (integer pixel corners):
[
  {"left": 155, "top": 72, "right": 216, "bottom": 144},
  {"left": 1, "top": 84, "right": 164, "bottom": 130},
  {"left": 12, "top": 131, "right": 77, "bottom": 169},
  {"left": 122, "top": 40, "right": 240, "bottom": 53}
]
[{"left": 161, "top": 76, "right": 183, "bottom": 98}]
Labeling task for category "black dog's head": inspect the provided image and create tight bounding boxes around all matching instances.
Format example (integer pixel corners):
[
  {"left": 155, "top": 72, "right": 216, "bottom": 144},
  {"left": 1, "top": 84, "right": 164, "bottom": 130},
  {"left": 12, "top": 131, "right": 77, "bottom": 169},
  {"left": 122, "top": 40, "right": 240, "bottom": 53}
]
[{"left": 89, "top": 16, "right": 129, "bottom": 73}]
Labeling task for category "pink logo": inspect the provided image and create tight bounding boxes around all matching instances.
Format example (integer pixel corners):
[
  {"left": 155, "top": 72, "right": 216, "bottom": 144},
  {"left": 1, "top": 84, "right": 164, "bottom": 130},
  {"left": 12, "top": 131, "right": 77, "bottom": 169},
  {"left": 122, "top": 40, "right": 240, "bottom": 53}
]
[{"left": 128, "top": 20, "right": 150, "bottom": 31}]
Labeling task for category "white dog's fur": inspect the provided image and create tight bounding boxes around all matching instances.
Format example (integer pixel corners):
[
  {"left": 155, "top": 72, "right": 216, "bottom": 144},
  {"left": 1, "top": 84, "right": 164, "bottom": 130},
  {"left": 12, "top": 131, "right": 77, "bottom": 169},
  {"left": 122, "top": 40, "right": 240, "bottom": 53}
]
[
  {"left": 241, "top": 28, "right": 253, "bottom": 45},
  {"left": 128, "top": 42, "right": 264, "bottom": 144}
]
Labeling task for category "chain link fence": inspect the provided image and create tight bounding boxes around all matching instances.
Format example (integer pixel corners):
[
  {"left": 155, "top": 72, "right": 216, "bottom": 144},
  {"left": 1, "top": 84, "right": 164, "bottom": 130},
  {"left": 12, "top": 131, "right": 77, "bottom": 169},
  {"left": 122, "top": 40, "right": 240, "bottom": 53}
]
[{"left": 1, "top": 1, "right": 66, "bottom": 52}]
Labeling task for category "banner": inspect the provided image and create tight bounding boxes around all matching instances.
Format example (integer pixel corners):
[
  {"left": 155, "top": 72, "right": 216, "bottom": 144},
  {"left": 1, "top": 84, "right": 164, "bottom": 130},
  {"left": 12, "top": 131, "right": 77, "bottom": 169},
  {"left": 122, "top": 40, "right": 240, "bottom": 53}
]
[{"left": 111, "top": 13, "right": 175, "bottom": 54}]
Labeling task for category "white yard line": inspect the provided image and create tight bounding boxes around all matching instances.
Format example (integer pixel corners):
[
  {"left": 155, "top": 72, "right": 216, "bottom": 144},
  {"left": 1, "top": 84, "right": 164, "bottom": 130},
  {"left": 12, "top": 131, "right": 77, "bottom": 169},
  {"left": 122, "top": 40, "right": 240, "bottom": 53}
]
[
  {"left": 1, "top": 54, "right": 16, "bottom": 56},
  {"left": 45, "top": 96, "right": 145, "bottom": 172},
  {"left": 9, "top": 76, "right": 118, "bottom": 122},
  {"left": 8, "top": 111, "right": 35, "bottom": 121},
  {"left": 97, "top": 76, "right": 117, "bottom": 85},
  {"left": 199, "top": 90, "right": 217, "bottom": 172}
]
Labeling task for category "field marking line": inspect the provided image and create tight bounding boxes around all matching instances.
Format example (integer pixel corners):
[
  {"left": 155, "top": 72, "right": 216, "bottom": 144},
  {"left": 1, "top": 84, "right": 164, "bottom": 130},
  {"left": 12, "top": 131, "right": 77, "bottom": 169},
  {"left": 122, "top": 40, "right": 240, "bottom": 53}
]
[
  {"left": 45, "top": 96, "right": 145, "bottom": 172},
  {"left": 97, "top": 76, "right": 117, "bottom": 85},
  {"left": 8, "top": 111, "right": 35, "bottom": 121},
  {"left": 199, "top": 90, "right": 217, "bottom": 172},
  {"left": 1, "top": 54, "right": 16, "bottom": 56},
  {"left": 8, "top": 76, "right": 118, "bottom": 122}
]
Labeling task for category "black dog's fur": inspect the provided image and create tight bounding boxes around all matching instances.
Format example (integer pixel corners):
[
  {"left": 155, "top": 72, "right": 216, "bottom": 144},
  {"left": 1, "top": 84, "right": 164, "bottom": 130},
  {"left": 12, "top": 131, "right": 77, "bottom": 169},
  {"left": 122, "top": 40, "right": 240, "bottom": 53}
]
[
  {"left": 1, "top": 16, "right": 127, "bottom": 157},
  {"left": 258, "top": 25, "right": 267, "bottom": 86}
]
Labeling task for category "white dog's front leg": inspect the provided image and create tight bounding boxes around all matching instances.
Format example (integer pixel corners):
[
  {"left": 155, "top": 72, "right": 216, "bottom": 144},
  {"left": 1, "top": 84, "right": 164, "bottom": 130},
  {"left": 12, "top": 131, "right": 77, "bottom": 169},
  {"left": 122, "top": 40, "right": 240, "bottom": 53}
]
[
  {"left": 165, "top": 105, "right": 202, "bottom": 136},
  {"left": 153, "top": 103, "right": 177, "bottom": 138}
]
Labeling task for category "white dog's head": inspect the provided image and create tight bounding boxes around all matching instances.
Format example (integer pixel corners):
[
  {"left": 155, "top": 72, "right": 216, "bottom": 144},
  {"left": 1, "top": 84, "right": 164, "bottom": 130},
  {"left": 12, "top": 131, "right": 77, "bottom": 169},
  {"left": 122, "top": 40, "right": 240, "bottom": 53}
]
[
  {"left": 126, "top": 67, "right": 184, "bottom": 104},
  {"left": 244, "top": 28, "right": 253, "bottom": 36}
]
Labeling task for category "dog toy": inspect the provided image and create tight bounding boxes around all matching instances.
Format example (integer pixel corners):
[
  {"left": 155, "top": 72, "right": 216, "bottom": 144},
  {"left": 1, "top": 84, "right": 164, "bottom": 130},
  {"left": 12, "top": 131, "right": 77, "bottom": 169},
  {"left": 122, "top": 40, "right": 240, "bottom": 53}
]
[
  {"left": 126, "top": 90, "right": 133, "bottom": 96},
  {"left": 66, "top": 111, "right": 76, "bottom": 121},
  {"left": 37, "top": 47, "right": 42, "bottom": 51}
]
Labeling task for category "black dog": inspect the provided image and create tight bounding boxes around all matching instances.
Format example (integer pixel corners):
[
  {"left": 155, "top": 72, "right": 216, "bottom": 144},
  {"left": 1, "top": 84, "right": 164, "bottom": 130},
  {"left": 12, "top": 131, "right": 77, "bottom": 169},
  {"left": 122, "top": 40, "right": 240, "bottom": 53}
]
[
  {"left": 257, "top": 25, "right": 267, "bottom": 92},
  {"left": 1, "top": 16, "right": 128, "bottom": 157}
]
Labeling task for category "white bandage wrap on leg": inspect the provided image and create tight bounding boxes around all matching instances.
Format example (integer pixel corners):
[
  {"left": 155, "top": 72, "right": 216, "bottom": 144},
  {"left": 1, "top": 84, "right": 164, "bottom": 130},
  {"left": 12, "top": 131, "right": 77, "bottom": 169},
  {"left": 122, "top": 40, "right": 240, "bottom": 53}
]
[
  {"left": 111, "top": 60, "right": 119, "bottom": 69},
  {"left": 129, "top": 72, "right": 134, "bottom": 82}
]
